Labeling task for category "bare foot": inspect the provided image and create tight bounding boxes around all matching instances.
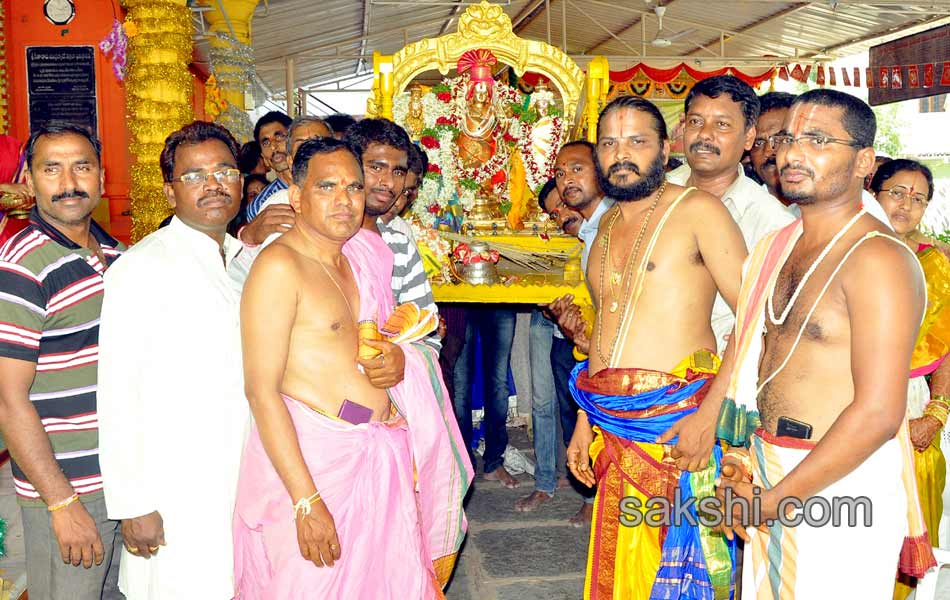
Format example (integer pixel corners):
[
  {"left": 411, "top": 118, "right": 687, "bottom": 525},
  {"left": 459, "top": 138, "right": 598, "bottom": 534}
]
[
  {"left": 557, "top": 476, "right": 571, "bottom": 489},
  {"left": 514, "top": 490, "right": 553, "bottom": 512},
  {"left": 568, "top": 502, "right": 594, "bottom": 528},
  {"left": 483, "top": 466, "right": 520, "bottom": 489}
]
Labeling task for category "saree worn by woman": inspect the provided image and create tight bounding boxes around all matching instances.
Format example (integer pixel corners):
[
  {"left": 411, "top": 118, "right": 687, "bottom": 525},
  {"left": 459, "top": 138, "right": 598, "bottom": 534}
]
[
  {"left": 233, "top": 229, "right": 473, "bottom": 599},
  {"left": 895, "top": 243, "right": 950, "bottom": 599}
]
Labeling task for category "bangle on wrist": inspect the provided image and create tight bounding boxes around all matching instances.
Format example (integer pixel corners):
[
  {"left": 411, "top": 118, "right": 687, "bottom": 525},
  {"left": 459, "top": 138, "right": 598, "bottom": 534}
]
[
  {"left": 923, "top": 400, "right": 949, "bottom": 427},
  {"left": 47, "top": 492, "right": 79, "bottom": 512}
]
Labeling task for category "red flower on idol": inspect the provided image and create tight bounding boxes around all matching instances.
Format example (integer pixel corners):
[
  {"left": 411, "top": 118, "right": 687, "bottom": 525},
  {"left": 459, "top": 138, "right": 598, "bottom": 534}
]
[
  {"left": 428, "top": 204, "right": 441, "bottom": 214},
  {"left": 420, "top": 136, "right": 440, "bottom": 149},
  {"left": 436, "top": 116, "right": 454, "bottom": 126},
  {"left": 436, "top": 91, "right": 452, "bottom": 102},
  {"left": 427, "top": 164, "right": 442, "bottom": 174}
]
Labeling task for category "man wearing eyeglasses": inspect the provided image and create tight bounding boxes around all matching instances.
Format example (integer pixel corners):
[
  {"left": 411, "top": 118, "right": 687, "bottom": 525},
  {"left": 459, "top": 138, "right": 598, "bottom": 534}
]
[
  {"left": 242, "top": 111, "right": 293, "bottom": 222},
  {"left": 97, "top": 121, "right": 252, "bottom": 599},
  {"left": 711, "top": 88, "right": 930, "bottom": 599}
]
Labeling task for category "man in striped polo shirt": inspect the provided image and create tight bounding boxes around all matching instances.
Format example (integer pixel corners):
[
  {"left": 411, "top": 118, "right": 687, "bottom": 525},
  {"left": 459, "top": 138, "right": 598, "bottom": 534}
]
[{"left": 0, "top": 123, "right": 125, "bottom": 599}]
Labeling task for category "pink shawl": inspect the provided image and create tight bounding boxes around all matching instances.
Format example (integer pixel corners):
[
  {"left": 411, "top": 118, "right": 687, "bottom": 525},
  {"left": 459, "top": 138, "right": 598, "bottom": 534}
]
[{"left": 342, "top": 229, "right": 473, "bottom": 580}]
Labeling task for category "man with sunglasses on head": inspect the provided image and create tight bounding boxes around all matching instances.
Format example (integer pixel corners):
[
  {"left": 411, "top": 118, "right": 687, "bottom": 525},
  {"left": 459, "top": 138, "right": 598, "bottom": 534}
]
[{"left": 97, "top": 121, "right": 253, "bottom": 599}]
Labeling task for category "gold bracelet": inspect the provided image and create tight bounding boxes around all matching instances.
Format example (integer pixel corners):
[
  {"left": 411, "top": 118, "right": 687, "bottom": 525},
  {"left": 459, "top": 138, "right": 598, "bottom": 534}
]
[
  {"left": 47, "top": 493, "right": 79, "bottom": 512},
  {"left": 924, "top": 401, "right": 949, "bottom": 427},
  {"left": 931, "top": 395, "right": 950, "bottom": 407}
]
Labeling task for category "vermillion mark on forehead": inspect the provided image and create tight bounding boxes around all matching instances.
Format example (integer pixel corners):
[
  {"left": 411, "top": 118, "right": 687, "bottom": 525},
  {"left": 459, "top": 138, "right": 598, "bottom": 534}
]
[{"left": 603, "top": 109, "right": 654, "bottom": 139}]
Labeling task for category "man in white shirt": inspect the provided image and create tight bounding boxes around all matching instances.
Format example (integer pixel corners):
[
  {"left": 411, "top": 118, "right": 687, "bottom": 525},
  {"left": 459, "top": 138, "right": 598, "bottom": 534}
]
[
  {"left": 553, "top": 141, "right": 613, "bottom": 272},
  {"left": 97, "top": 122, "right": 252, "bottom": 599},
  {"left": 665, "top": 75, "right": 795, "bottom": 352}
]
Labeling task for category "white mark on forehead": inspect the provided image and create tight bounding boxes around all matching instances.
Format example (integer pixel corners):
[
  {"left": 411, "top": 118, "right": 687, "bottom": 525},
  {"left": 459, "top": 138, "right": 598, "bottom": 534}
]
[{"left": 783, "top": 103, "right": 845, "bottom": 136}]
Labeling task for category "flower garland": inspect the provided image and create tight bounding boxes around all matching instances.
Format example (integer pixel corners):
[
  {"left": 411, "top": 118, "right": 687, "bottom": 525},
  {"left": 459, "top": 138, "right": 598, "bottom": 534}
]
[
  {"left": 99, "top": 19, "right": 129, "bottom": 81},
  {"left": 409, "top": 75, "right": 528, "bottom": 226}
]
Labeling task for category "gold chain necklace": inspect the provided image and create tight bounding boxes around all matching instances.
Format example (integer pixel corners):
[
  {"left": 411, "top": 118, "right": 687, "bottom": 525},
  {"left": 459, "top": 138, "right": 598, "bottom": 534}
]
[
  {"left": 315, "top": 258, "right": 354, "bottom": 319},
  {"left": 595, "top": 180, "right": 666, "bottom": 366}
]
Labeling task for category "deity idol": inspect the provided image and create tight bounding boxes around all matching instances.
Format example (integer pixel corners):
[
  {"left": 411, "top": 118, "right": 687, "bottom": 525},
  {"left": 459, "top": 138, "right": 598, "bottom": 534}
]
[{"left": 456, "top": 48, "right": 508, "bottom": 194}]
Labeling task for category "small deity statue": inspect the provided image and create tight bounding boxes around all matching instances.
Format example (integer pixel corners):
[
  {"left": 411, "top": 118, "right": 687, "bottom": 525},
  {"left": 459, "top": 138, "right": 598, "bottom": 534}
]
[
  {"left": 405, "top": 83, "right": 426, "bottom": 140},
  {"left": 456, "top": 49, "right": 506, "bottom": 174}
]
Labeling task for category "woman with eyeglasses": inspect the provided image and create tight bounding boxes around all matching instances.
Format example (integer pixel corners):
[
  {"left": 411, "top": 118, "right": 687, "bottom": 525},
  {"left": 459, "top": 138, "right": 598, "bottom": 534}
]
[{"left": 872, "top": 158, "right": 950, "bottom": 598}]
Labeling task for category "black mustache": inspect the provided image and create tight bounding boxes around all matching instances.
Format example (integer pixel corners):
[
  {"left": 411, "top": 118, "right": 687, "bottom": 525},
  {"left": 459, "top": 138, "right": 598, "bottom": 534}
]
[
  {"left": 371, "top": 188, "right": 394, "bottom": 198},
  {"left": 780, "top": 164, "right": 815, "bottom": 178},
  {"left": 764, "top": 156, "right": 777, "bottom": 168},
  {"left": 689, "top": 142, "right": 721, "bottom": 155},
  {"left": 51, "top": 189, "right": 89, "bottom": 203},
  {"left": 563, "top": 186, "right": 581, "bottom": 195},
  {"left": 608, "top": 161, "right": 640, "bottom": 176},
  {"left": 197, "top": 192, "right": 232, "bottom": 207}
]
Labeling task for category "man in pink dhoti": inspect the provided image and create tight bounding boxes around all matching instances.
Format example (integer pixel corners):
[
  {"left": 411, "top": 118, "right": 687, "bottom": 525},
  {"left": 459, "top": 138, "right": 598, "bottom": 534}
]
[{"left": 233, "top": 137, "right": 472, "bottom": 598}]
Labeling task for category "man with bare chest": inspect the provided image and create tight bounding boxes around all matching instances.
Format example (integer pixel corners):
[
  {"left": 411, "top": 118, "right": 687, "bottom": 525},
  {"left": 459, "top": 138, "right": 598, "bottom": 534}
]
[
  {"left": 713, "top": 90, "right": 931, "bottom": 599},
  {"left": 558, "top": 95, "right": 748, "bottom": 599},
  {"left": 231, "top": 138, "right": 468, "bottom": 598}
]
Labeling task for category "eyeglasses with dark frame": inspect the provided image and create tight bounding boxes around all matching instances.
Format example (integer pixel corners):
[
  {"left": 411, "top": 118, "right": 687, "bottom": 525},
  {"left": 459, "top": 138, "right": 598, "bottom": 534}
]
[
  {"left": 768, "top": 134, "right": 862, "bottom": 152},
  {"left": 171, "top": 168, "right": 242, "bottom": 186}
]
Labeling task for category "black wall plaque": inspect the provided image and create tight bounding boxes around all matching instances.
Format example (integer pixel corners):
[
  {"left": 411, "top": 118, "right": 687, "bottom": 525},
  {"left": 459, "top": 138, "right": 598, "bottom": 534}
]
[{"left": 26, "top": 45, "right": 98, "bottom": 134}]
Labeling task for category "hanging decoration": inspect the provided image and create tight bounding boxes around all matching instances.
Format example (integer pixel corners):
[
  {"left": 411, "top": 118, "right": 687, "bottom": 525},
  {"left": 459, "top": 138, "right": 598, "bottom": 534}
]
[
  {"left": 121, "top": 0, "right": 194, "bottom": 241},
  {"left": 207, "top": 32, "right": 254, "bottom": 142},
  {"left": 0, "top": 514, "right": 6, "bottom": 558},
  {"left": 0, "top": 2, "right": 8, "bottom": 134},
  {"left": 98, "top": 19, "right": 129, "bottom": 81},
  {"left": 608, "top": 62, "right": 775, "bottom": 99}
]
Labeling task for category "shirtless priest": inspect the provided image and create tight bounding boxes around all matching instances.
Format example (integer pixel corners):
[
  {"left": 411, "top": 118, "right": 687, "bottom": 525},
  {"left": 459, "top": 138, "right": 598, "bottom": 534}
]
[
  {"left": 559, "top": 95, "right": 748, "bottom": 599},
  {"left": 713, "top": 89, "right": 931, "bottom": 599},
  {"left": 232, "top": 137, "right": 470, "bottom": 598}
]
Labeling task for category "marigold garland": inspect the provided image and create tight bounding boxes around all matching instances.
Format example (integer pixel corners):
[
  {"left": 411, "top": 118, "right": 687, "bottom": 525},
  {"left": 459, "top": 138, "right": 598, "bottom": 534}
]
[{"left": 121, "top": 0, "right": 194, "bottom": 241}]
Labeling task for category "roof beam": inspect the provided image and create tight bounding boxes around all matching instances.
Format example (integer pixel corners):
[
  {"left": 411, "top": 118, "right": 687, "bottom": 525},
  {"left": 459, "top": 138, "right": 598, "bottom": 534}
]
[
  {"left": 437, "top": 0, "right": 465, "bottom": 36},
  {"left": 684, "top": 2, "right": 818, "bottom": 57},
  {"left": 511, "top": 0, "right": 550, "bottom": 33},
  {"left": 584, "top": 0, "right": 680, "bottom": 54},
  {"left": 256, "top": 14, "right": 452, "bottom": 63},
  {"left": 566, "top": 0, "right": 640, "bottom": 55},
  {"left": 801, "top": 14, "right": 950, "bottom": 56}
]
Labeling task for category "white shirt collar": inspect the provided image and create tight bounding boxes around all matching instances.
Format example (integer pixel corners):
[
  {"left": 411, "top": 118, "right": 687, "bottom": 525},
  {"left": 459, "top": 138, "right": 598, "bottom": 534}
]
[{"left": 168, "top": 216, "right": 243, "bottom": 268}]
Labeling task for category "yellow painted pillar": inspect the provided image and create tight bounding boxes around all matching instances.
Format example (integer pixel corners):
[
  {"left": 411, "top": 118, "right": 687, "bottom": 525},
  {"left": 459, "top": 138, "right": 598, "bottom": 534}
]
[
  {"left": 586, "top": 56, "right": 609, "bottom": 143},
  {"left": 378, "top": 54, "right": 395, "bottom": 121},
  {"left": 199, "top": 0, "right": 259, "bottom": 112},
  {"left": 121, "top": 0, "right": 194, "bottom": 241}
]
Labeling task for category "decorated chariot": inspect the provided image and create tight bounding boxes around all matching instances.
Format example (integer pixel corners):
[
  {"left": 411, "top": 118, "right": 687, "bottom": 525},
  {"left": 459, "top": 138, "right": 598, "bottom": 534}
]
[{"left": 366, "top": 1, "right": 610, "bottom": 306}]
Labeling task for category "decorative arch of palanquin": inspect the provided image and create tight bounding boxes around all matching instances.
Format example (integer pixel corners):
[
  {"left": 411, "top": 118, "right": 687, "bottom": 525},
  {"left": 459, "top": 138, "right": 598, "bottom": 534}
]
[{"left": 367, "top": 1, "right": 604, "bottom": 138}]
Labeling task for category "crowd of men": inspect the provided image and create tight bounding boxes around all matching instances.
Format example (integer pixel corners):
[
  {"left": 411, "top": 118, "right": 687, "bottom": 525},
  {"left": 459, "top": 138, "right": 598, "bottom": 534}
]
[{"left": 0, "top": 73, "right": 943, "bottom": 600}]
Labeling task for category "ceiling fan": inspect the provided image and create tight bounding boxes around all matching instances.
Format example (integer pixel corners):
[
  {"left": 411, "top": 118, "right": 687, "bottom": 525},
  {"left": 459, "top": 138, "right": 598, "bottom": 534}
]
[{"left": 650, "top": 6, "right": 697, "bottom": 48}]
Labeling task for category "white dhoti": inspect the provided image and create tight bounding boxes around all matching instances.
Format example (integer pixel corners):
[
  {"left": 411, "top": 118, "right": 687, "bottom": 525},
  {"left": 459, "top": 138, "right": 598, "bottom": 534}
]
[{"left": 742, "top": 428, "right": 907, "bottom": 599}]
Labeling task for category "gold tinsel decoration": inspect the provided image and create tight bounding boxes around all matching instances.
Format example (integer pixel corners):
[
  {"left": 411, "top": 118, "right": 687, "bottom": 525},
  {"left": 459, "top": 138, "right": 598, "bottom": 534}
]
[
  {"left": 0, "top": 2, "right": 8, "bottom": 134},
  {"left": 121, "top": 0, "right": 194, "bottom": 241}
]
